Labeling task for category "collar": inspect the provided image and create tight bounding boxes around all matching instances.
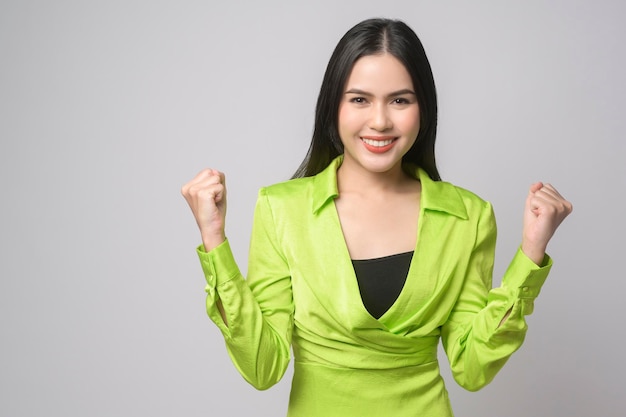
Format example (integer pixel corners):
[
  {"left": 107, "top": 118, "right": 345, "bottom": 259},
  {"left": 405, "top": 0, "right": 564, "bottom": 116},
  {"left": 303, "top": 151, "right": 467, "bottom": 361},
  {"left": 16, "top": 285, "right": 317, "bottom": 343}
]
[{"left": 311, "top": 155, "right": 468, "bottom": 219}]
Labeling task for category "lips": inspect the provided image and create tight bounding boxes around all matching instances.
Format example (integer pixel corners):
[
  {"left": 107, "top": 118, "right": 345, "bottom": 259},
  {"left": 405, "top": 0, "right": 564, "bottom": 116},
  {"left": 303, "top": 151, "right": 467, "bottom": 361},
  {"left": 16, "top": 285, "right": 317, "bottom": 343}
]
[{"left": 360, "top": 136, "right": 397, "bottom": 153}]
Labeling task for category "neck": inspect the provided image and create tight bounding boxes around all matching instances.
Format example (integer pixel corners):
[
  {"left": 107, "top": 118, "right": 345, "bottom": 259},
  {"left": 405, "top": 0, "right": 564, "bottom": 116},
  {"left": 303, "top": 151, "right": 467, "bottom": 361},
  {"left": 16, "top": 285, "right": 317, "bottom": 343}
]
[{"left": 336, "top": 159, "right": 414, "bottom": 195}]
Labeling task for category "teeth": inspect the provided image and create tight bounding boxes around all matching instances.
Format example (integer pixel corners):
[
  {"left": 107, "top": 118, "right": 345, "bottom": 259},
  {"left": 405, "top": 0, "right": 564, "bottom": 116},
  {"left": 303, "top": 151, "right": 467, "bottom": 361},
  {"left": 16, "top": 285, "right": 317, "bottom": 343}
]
[{"left": 362, "top": 138, "right": 394, "bottom": 147}]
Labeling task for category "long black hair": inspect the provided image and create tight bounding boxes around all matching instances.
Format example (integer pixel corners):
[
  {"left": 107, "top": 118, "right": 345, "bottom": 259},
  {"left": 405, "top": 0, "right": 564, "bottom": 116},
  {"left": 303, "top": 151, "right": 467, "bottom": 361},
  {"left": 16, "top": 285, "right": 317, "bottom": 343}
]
[{"left": 292, "top": 18, "right": 440, "bottom": 181}]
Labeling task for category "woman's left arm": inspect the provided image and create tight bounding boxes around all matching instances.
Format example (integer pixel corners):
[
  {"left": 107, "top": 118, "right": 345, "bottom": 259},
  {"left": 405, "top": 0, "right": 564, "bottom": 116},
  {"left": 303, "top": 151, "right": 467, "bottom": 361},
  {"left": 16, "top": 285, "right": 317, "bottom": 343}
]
[{"left": 441, "top": 183, "right": 572, "bottom": 392}]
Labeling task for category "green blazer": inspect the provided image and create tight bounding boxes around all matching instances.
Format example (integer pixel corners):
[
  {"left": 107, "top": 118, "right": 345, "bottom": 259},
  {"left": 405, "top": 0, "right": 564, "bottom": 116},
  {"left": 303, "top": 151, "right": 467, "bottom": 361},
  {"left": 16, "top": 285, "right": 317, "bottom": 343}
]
[{"left": 198, "top": 156, "right": 551, "bottom": 417}]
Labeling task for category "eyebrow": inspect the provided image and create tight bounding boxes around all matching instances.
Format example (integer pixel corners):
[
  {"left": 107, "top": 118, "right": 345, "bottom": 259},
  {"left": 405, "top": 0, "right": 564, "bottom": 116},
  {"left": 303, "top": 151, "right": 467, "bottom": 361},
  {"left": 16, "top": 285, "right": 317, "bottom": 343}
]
[{"left": 344, "top": 88, "right": 416, "bottom": 97}]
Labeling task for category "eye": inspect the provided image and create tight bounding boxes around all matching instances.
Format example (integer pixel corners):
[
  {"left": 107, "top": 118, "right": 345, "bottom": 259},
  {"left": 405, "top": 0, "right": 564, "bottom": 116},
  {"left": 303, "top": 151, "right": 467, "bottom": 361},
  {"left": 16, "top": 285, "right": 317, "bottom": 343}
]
[
  {"left": 349, "top": 96, "right": 367, "bottom": 104},
  {"left": 392, "top": 97, "right": 411, "bottom": 105}
]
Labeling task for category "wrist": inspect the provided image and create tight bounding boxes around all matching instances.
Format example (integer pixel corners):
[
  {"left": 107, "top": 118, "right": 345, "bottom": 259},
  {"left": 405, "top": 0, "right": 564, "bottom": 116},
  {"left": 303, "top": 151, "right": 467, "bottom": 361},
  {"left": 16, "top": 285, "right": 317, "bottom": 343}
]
[
  {"left": 521, "top": 241, "right": 547, "bottom": 266},
  {"left": 201, "top": 231, "right": 226, "bottom": 252}
]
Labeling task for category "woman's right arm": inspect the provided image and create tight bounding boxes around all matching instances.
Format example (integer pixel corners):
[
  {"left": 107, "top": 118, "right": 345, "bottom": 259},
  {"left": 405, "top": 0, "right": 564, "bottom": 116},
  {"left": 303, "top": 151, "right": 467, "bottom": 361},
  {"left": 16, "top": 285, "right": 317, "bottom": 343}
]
[
  {"left": 182, "top": 172, "right": 294, "bottom": 390},
  {"left": 182, "top": 169, "right": 230, "bottom": 323}
]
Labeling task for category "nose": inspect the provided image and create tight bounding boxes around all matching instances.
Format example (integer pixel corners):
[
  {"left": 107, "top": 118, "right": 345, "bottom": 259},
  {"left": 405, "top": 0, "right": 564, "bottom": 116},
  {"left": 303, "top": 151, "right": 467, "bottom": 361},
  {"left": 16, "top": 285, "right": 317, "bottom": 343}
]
[{"left": 368, "top": 102, "right": 392, "bottom": 131}]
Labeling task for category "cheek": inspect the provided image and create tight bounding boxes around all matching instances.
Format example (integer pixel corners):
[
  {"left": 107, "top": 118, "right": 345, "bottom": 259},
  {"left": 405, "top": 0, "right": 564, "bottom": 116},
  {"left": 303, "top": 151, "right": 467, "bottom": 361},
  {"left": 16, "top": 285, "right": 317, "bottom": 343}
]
[
  {"left": 338, "top": 106, "right": 360, "bottom": 134},
  {"left": 398, "top": 110, "right": 421, "bottom": 135}
]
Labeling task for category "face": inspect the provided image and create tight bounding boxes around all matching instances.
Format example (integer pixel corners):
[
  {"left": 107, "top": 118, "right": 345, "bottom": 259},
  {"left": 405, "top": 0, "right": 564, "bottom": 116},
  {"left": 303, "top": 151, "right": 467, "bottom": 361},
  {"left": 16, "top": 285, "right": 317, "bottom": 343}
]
[{"left": 337, "top": 53, "right": 420, "bottom": 176}]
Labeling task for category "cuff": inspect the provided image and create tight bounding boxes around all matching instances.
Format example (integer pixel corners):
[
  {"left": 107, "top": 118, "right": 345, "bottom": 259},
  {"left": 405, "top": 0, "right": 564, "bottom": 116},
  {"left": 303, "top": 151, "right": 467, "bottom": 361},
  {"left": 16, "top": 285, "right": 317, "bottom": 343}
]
[
  {"left": 197, "top": 239, "right": 242, "bottom": 290},
  {"left": 501, "top": 247, "right": 553, "bottom": 315}
]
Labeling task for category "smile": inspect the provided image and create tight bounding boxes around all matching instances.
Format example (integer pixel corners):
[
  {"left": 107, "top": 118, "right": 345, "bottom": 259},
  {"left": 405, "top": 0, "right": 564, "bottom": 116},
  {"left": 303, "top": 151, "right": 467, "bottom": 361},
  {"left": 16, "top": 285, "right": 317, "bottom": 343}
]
[
  {"left": 360, "top": 136, "right": 396, "bottom": 147},
  {"left": 359, "top": 136, "right": 397, "bottom": 153},
  {"left": 361, "top": 138, "right": 395, "bottom": 147}
]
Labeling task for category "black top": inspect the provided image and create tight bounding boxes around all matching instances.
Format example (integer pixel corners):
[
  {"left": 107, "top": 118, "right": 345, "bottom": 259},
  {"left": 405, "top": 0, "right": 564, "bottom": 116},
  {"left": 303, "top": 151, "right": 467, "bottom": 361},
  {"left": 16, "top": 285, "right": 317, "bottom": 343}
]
[{"left": 351, "top": 251, "right": 414, "bottom": 319}]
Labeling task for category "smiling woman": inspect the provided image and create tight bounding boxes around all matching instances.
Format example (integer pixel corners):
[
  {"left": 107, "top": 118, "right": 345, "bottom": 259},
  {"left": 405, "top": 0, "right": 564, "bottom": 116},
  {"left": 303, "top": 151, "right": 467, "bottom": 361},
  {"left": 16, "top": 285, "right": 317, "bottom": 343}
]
[
  {"left": 293, "top": 18, "right": 439, "bottom": 181},
  {"left": 181, "top": 18, "right": 572, "bottom": 417},
  {"left": 338, "top": 54, "right": 421, "bottom": 177}
]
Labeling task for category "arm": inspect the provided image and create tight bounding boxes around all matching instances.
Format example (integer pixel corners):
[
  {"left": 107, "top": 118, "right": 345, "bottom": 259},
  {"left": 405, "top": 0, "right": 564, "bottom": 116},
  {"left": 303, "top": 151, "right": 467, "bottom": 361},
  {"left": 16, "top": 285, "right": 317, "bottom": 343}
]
[
  {"left": 442, "top": 184, "right": 571, "bottom": 391},
  {"left": 441, "top": 202, "right": 551, "bottom": 391},
  {"left": 183, "top": 172, "right": 293, "bottom": 390}
]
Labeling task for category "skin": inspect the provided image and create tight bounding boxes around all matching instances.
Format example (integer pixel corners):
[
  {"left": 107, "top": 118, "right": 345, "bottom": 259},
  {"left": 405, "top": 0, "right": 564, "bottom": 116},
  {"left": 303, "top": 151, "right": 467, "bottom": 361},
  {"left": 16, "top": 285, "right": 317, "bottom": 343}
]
[
  {"left": 334, "top": 53, "right": 423, "bottom": 260},
  {"left": 181, "top": 53, "right": 573, "bottom": 326}
]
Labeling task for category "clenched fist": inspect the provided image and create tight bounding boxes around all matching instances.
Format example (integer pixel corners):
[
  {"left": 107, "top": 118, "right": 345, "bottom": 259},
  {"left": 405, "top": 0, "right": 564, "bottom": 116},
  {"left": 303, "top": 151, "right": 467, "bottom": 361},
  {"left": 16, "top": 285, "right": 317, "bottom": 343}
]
[
  {"left": 521, "top": 182, "right": 573, "bottom": 265},
  {"left": 181, "top": 169, "right": 227, "bottom": 252}
]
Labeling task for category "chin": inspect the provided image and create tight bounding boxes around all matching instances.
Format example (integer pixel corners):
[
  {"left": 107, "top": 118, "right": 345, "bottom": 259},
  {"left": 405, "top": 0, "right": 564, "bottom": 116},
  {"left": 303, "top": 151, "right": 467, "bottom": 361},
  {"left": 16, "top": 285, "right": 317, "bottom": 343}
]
[{"left": 358, "top": 157, "right": 404, "bottom": 174}]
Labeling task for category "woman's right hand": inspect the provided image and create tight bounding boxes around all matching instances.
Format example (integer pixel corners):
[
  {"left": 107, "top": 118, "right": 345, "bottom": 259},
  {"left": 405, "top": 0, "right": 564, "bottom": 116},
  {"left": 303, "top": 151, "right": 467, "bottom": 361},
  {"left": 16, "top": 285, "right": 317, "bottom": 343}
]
[{"left": 181, "top": 169, "right": 227, "bottom": 251}]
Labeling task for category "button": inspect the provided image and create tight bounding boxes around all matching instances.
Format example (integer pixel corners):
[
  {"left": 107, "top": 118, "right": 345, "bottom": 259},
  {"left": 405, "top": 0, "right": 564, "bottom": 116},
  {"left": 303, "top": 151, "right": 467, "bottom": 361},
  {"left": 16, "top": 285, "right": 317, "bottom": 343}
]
[{"left": 522, "top": 286, "right": 530, "bottom": 292}]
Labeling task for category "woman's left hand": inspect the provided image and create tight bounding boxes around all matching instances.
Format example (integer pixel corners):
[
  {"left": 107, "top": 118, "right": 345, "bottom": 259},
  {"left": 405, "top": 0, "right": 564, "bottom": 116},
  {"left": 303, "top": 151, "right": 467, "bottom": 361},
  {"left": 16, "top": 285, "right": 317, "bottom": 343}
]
[{"left": 521, "top": 182, "right": 573, "bottom": 265}]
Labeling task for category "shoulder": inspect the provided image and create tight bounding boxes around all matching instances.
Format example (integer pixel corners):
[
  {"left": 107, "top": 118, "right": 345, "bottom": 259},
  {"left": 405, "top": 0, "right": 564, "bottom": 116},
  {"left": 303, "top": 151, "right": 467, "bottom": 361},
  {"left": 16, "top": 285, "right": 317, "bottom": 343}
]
[
  {"left": 255, "top": 176, "right": 318, "bottom": 216},
  {"left": 426, "top": 180, "right": 497, "bottom": 237},
  {"left": 444, "top": 181, "right": 496, "bottom": 229},
  {"left": 258, "top": 157, "right": 340, "bottom": 212},
  {"left": 252, "top": 176, "right": 323, "bottom": 228},
  {"left": 447, "top": 182, "right": 489, "bottom": 208},
  {"left": 418, "top": 168, "right": 492, "bottom": 220},
  {"left": 260, "top": 176, "right": 315, "bottom": 200}
]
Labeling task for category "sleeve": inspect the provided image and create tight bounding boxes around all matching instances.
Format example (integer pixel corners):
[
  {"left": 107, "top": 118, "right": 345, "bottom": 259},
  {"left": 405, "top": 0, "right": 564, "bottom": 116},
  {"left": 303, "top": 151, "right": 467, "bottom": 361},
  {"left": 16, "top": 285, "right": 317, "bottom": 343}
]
[
  {"left": 440, "top": 201, "right": 552, "bottom": 392},
  {"left": 196, "top": 187, "right": 294, "bottom": 390}
]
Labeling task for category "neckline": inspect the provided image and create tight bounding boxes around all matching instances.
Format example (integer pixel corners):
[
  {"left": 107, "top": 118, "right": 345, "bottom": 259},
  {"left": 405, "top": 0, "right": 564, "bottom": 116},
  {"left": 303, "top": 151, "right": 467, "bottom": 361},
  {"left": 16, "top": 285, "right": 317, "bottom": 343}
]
[
  {"left": 332, "top": 198, "right": 423, "bottom": 324},
  {"left": 352, "top": 251, "right": 414, "bottom": 263}
]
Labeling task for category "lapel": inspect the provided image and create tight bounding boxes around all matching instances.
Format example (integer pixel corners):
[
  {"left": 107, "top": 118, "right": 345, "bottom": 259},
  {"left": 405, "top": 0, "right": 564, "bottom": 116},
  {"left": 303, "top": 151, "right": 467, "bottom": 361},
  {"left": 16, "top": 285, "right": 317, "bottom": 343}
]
[
  {"left": 310, "top": 156, "right": 468, "bottom": 219},
  {"left": 295, "top": 156, "right": 469, "bottom": 336}
]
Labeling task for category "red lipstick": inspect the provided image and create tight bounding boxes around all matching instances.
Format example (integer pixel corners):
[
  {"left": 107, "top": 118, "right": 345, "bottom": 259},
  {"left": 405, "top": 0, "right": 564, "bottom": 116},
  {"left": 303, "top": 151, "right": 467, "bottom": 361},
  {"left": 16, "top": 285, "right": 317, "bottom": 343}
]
[{"left": 360, "top": 136, "right": 397, "bottom": 153}]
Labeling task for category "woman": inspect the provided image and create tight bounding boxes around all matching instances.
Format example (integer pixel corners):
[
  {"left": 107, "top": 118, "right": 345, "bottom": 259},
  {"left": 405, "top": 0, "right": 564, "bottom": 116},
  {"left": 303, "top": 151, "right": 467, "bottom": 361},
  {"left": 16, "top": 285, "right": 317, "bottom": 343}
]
[{"left": 182, "top": 18, "right": 572, "bottom": 416}]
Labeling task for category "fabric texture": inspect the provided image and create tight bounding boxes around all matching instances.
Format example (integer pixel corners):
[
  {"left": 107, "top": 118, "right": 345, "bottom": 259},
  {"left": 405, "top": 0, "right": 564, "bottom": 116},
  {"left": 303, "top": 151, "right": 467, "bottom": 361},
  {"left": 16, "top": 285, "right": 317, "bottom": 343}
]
[{"left": 197, "top": 156, "right": 552, "bottom": 417}]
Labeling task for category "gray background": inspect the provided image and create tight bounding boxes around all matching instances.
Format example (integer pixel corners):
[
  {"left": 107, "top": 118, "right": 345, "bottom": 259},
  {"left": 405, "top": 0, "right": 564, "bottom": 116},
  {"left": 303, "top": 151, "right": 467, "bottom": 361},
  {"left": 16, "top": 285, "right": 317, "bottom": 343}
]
[{"left": 1, "top": 1, "right": 624, "bottom": 416}]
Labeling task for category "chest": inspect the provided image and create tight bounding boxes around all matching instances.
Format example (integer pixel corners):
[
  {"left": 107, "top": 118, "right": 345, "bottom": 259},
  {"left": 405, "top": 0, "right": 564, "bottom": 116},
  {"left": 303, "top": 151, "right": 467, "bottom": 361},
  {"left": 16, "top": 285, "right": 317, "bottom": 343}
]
[
  {"left": 334, "top": 192, "right": 420, "bottom": 260},
  {"left": 277, "top": 203, "right": 476, "bottom": 335}
]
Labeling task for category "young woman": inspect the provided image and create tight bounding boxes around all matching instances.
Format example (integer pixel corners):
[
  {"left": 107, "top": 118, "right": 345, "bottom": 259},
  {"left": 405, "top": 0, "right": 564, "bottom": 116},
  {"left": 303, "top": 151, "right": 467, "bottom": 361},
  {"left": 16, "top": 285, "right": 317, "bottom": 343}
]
[{"left": 182, "top": 18, "right": 572, "bottom": 417}]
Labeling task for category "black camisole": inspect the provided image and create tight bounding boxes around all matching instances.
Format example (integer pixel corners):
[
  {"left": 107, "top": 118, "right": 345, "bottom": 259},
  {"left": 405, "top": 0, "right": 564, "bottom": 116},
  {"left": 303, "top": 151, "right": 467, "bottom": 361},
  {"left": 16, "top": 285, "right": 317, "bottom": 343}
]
[{"left": 351, "top": 251, "right": 414, "bottom": 319}]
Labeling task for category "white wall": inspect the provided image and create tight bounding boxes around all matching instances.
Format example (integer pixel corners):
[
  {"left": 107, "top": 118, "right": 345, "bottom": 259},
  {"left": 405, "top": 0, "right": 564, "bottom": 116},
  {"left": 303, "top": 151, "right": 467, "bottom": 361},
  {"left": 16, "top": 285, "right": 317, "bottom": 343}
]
[{"left": 1, "top": 1, "right": 624, "bottom": 416}]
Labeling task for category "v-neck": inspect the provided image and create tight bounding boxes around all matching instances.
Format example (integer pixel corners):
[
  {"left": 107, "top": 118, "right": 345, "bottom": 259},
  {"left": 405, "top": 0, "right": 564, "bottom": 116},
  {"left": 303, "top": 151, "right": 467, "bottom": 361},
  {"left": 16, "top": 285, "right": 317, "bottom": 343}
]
[
  {"left": 331, "top": 198, "right": 425, "bottom": 326},
  {"left": 300, "top": 156, "right": 469, "bottom": 334}
]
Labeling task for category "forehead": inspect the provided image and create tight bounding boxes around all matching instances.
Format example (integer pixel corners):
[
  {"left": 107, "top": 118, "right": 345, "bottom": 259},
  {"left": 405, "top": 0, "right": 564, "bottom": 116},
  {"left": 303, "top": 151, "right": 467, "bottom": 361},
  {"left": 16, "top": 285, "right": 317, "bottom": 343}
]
[{"left": 345, "top": 53, "right": 413, "bottom": 91}]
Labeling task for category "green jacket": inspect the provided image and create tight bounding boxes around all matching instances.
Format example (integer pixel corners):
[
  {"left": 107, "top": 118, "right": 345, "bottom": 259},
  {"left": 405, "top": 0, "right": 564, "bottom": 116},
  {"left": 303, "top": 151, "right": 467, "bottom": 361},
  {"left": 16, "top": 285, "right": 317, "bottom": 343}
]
[{"left": 197, "top": 156, "right": 551, "bottom": 417}]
